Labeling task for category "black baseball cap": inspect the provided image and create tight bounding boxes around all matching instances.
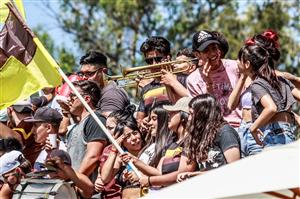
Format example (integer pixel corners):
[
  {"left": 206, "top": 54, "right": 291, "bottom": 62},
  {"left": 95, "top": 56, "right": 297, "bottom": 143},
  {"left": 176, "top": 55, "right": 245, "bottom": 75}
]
[
  {"left": 192, "top": 30, "right": 220, "bottom": 52},
  {"left": 24, "top": 107, "right": 62, "bottom": 124}
]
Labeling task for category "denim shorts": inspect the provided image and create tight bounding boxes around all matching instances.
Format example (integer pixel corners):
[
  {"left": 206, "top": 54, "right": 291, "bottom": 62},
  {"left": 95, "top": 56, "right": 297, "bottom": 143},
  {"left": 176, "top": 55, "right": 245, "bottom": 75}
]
[
  {"left": 238, "top": 121, "right": 263, "bottom": 156},
  {"left": 261, "top": 121, "right": 297, "bottom": 147}
]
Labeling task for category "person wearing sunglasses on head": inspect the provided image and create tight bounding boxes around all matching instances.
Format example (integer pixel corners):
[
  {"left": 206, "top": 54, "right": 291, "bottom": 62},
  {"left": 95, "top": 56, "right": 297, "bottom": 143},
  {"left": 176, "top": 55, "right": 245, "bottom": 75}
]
[{"left": 78, "top": 50, "right": 130, "bottom": 118}]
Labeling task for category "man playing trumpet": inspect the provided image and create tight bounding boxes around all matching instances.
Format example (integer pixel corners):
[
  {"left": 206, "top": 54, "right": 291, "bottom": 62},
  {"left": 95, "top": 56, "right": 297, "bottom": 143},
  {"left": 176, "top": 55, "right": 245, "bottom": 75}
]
[{"left": 136, "top": 36, "right": 196, "bottom": 128}]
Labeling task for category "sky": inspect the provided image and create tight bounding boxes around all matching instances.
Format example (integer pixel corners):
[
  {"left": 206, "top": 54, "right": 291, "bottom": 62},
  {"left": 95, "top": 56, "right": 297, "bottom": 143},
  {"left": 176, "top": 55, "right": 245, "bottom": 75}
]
[{"left": 24, "top": 0, "right": 79, "bottom": 57}]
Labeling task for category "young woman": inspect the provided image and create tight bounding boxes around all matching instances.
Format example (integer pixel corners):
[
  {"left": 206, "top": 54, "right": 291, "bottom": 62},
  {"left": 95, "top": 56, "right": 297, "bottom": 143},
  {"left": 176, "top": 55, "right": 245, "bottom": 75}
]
[
  {"left": 94, "top": 105, "right": 136, "bottom": 199},
  {"left": 101, "top": 120, "right": 144, "bottom": 199},
  {"left": 138, "top": 105, "right": 173, "bottom": 167},
  {"left": 121, "top": 97, "right": 191, "bottom": 188},
  {"left": 237, "top": 32, "right": 300, "bottom": 148},
  {"left": 229, "top": 30, "right": 300, "bottom": 155},
  {"left": 177, "top": 94, "right": 241, "bottom": 182}
]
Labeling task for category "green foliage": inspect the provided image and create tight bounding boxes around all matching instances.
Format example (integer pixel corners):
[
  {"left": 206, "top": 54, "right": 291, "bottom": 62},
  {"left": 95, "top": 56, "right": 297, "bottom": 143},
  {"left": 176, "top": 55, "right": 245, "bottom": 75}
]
[
  {"left": 32, "top": 26, "right": 77, "bottom": 73},
  {"left": 44, "top": 0, "right": 299, "bottom": 76}
]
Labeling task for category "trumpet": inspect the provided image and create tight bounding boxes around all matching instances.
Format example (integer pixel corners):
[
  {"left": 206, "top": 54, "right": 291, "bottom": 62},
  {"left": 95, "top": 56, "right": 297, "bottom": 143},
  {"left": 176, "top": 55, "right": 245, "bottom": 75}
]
[{"left": 105, "top": 58, "right": 198, "bottom": 88}]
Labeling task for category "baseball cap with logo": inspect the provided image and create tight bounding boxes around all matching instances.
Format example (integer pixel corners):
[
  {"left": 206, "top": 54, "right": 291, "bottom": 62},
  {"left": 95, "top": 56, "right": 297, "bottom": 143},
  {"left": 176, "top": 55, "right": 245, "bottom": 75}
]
[
  {"left": 192, "top": 30, "right": 220, "bottom": 52},
  {"left": 0, "top": 150, "right": 24, "bottom": 175},
  {"left": 163, "top": 97, "right": 192, "bottom": 113},
  {"left": 24, "top": 107, "right": 62, "bottom": 124}
]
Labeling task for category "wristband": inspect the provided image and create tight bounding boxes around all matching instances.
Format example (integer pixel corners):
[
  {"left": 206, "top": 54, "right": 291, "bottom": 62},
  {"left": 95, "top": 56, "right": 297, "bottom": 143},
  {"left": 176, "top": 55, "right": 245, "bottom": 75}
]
[{"left": 148, "top": 176, "right": 152, "bottom": 187}]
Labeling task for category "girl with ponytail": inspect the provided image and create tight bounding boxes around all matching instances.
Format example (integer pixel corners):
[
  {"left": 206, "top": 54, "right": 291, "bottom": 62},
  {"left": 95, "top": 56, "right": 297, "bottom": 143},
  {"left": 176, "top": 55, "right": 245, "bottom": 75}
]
[{"left": 237, "top": 30, "right": 300, "bottom": 150}]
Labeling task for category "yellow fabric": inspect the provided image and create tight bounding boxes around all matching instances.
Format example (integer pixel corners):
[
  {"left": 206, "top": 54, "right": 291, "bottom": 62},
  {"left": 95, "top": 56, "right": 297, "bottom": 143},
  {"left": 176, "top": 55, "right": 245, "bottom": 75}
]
[
  {"left": 12, "top": 128, "right": 32, "bottom": 140},
  {"left": 14, "top": 0, "right": 25, "bottom": 19},
  {"left": 143, "top": 86, "right": 167, "bottom": 99},
  {"left": 0, "top": 0, "right": 10, "bottom": 23},
  {"left": 165, "top": 147, "right": 183, "bottom": 158},
  {"left": 0, "top": 49, "right": 61, "bottom": 109}
]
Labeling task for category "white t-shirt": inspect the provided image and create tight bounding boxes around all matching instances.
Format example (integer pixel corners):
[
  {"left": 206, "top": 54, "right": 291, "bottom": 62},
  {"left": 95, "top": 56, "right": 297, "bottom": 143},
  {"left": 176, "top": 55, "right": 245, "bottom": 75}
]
[
  {"left": 139, "top": 143, "right": 155, "bottom": 164},
  {"left": 34, "top": 141, "right": 67, "bottom": 171}
]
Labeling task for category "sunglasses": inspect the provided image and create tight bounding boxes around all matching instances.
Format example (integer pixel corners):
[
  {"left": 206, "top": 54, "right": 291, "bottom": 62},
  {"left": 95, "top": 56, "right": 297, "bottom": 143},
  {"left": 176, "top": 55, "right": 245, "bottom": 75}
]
[
  {"left": 77, "top": 68, "right": 102, "bottom": 78},
  {"left": 145, "top": 56, "right": 164, "bottom": 65}
]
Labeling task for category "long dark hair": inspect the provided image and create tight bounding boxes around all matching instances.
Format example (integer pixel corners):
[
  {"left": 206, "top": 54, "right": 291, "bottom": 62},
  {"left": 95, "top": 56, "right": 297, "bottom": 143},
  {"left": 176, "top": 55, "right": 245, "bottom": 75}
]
[
  {"left": 139, "top": 105, "right": 173, "bottom": 167},
  {"left": 114, "top": 120, "right": 144, "bottom": 151},
  {"left": 239, "top": 30, "right": 281, "bottom": 93},
  {"left": 108, "top": 104, "right": 136, "bottom": 123},
  {"left": 185, "top": 94, "right": 226, "bottom": 163}
]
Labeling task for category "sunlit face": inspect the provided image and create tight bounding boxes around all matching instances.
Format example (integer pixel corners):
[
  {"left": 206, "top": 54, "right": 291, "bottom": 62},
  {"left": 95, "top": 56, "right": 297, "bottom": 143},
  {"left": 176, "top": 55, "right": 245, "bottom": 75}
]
[
  {"left": 106, "top": 117, "right": 117, "bottom": 136},
  {"left": 168, "top": 112, "right": 181, "bottom": 132},
  {"left": 80, "top": 64, "right": 105, "bottom": 87},
  {"left": 68, "top": 87, "right": 85, "bottom": 116},
  {"left": 199, "top": 44, "right": 221, "bottom": 68},
  {"left": 32, "top": 122, "right": 49, "bottom": 144},
  {"left": 148, "top": 111, "right": 158, "bottom": 137},
  {"left": 237, "top": 59, "right": 251, "bottom": 75},
  {"left": 122, "top": 126, "right": 142, "bottom": 152}
]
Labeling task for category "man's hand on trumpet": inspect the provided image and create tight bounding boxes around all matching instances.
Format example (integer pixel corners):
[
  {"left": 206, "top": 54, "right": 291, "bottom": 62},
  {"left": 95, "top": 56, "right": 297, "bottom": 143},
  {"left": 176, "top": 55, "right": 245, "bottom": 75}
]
[{"left": 160, "top": 69, "right": 177, "bottom": 87}]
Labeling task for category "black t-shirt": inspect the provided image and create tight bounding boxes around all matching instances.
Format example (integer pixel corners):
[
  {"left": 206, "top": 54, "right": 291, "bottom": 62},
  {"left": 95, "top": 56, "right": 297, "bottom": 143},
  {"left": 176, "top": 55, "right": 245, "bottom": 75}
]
[
  {"left": 83, "top": 111, "right": 109, "bottom": 143},
  {"left": 197, "top": 124, "right": 240, "bottom": 171},
  {"left": 251, "top": 76, "right": 295, "bottom": 120}
]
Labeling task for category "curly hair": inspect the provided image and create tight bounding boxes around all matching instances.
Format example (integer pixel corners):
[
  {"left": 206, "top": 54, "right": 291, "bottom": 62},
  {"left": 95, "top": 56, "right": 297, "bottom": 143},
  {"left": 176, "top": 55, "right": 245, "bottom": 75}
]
[
  {"left": 140, "top": 36, "right": 171, "bottom": 56},
  {"left": 185, "top": 94, "right": 226, "bottom": 163}
]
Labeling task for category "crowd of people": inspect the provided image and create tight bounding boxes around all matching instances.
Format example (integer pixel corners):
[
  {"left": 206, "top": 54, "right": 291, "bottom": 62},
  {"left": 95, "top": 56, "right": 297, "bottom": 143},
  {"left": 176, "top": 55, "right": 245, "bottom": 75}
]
[{"left": 0, "top": 29, "right": 300, "bottom": 199}]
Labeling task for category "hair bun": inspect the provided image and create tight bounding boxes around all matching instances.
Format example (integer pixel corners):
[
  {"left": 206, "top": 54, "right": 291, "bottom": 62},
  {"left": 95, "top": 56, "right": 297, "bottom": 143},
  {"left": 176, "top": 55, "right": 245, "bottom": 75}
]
[
  {"left": 263, "top": 30, "right": 279, "bottom": 48},
  {"left": 124, "top": 104, "right": 136, "bottom": 115}
]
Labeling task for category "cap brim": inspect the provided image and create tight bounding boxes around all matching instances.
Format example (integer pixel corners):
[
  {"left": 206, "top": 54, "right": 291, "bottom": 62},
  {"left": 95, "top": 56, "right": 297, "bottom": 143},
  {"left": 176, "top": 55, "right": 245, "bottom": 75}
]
[
  {"left": 0, "top": 162, "right": 20, "bottom": 175},
  {"left": 12, "top": 105, "right": 33, "bottom": 113},
  {"left": 23, "top": 117, "right": 45, "bottom": 123},
  {"left": 198, "top": 40, "right": 220, "bottom": 51}
]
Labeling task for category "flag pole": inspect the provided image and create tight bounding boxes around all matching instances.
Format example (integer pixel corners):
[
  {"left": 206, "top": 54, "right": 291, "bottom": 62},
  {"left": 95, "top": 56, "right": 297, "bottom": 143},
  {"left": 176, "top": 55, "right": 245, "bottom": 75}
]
[
  {"left": 5, "top": 1, "right": 141, "bottom": 178},
  {"left": 58, "top": 65, "right": 141, "bottom": 178}
]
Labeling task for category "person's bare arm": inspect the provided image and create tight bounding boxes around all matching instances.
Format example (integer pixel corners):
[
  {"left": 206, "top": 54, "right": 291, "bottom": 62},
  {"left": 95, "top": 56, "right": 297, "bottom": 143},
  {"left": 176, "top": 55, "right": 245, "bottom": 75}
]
[
  {"left": 250, "top": 94, "right": 277, "bottom": 145},
  {"left": 101, "top": 151, "right": 121, "bottom": 184},
  {"left": 223, "top": 147, "right": 240, "bottom": 163},
  {"left": 276, "top": 70, "right": 300, "bottom": 89},
  {"left": 0, "top": 123, "right": 22, "bottom": 143},
  {"left": 292, "top": 88, "right": 300, "bottom": 101},
  {"left": 79, "top": 140, "right": 107, "bottom": 176},
  {"left": 228, "top": 74, "right": 247, "bottom": 110}
]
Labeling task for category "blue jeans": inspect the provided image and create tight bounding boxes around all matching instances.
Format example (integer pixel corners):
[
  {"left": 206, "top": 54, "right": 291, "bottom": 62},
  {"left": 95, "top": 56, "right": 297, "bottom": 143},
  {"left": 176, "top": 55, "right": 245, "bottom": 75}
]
[
  {"left": 262, "top": 121, "right": 296, "bottom": 147},
  {"left": 238, "top": 121, "right": 263, "bottom": 156}
]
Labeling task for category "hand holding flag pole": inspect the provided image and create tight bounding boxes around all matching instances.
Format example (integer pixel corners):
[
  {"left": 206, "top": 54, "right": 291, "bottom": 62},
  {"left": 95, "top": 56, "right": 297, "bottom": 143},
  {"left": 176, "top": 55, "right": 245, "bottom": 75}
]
[{"left": 2, "top": 2, "right": 141, "bottom": 179}]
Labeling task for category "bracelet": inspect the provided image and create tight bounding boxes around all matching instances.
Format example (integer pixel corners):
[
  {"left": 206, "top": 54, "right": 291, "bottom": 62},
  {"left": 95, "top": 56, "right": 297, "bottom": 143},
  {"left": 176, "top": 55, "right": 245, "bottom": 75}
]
[
  {"left": 110, "top": 148, "right": 118, "bottom": 153},
  {"left": 148, "top": 176, "right": 152, "bottom": 187}
]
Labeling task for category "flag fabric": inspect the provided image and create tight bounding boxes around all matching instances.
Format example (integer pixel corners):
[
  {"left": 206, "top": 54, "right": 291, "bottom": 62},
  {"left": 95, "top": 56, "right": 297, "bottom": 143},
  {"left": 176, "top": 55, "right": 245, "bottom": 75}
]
[{"left": 0, "top": 2, "right": 62, "bottom": 110}]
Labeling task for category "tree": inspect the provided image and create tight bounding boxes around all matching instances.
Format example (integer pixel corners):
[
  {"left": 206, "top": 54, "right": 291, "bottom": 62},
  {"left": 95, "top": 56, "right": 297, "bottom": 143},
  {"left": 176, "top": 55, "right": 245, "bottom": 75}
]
[{"left": 33, "top": 25, "right": 77, "bottom": 73}]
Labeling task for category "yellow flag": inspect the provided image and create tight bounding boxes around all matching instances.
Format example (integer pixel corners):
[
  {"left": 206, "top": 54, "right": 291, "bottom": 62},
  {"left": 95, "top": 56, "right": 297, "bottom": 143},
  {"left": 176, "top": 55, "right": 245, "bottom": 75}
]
[{"left": 0, "top": 2, "right": 62, "bottom": 109}]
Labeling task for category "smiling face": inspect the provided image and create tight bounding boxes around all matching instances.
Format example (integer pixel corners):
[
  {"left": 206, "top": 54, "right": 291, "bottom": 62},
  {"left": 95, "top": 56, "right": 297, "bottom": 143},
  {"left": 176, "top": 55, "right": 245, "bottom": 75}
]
[
  {"left": 122, "top": 126, "right": 142, "bottom": 152},
  {"left": 199, "top": 44, "right": 222, "bottom": 69}
]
